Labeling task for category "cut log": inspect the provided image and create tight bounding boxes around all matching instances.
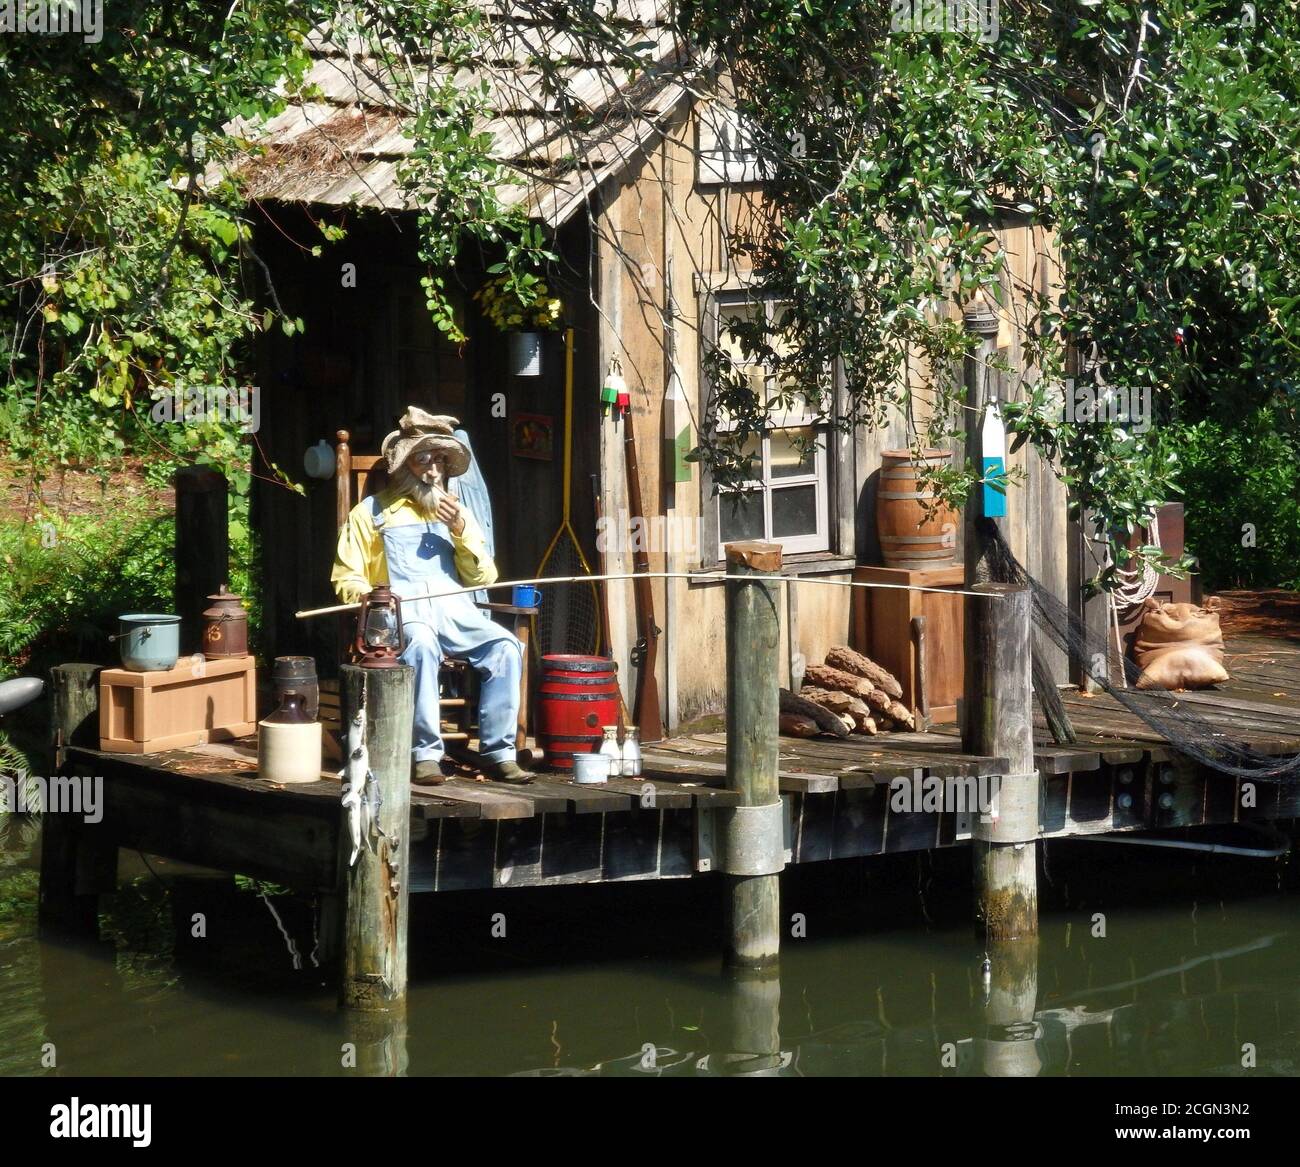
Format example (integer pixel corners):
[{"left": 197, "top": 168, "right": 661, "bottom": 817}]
[
  {"left": 861, "top": 687, "right": 893, "bottom": 715},
  {"left": 779, "top": 688, "right": 851, "bottom": 738},
  {"left": 799, "top": 686, "right": 868, "bottom": 719},
  {"left": 779, "top": 713, "right": 819, "bottom": 738},
  {"left": 886, "top": 700, "right": 916, "bottom": 731},
  {"left": 825, "top": 645, "right": 903, "bottom": 699},
  {"left": 803, "top": 663, "right": 875, "bottom": 701},
  {"left": 851, "top": 712, "right": 879, "bottom": 735}
]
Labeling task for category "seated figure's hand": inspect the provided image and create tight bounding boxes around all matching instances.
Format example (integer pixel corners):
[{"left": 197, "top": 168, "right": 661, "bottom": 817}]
[{"left": 435, "top": 492, "right": 466, "bottom": 535}]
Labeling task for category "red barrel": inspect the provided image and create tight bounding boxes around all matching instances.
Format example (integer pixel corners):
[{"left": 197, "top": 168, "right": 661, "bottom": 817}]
[{"left": 538, "top": 655, "right": 619, "bottom": 770}]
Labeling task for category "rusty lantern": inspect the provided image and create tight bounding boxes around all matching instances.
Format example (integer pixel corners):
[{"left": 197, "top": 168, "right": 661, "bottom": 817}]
[{"left": 355, "top": 585, "right": 403, "bottom": 668}]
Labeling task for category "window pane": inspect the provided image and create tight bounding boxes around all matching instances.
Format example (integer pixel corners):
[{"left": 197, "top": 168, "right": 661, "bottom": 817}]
[
  {"left": 770, "top": 427, "right": 817, "bottom": 478},
  {"left": 718, "top": 302, "right": 767, "bottom": 404},
  {"left": 719, "top": 490, "right": 765, "bottom": 542},
  {"left": 771, "top": 485, "right": 818, "bottom": 537}
]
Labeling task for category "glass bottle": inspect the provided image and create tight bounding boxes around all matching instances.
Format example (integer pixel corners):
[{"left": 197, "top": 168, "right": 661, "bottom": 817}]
[
  {"left": 598, "top": 726, "right": 622, "bottom": 778},
  {"left": 620, "top": 727, "right": 642, "bottom": 777}
]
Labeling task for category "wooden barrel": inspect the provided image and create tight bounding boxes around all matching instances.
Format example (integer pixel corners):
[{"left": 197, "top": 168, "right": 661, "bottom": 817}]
[
  {"left": 876, "top": 449, "right": 958, "bottom": 569},
  {"left": 537, "top": 655, "right": 620, "bottom": 770}
]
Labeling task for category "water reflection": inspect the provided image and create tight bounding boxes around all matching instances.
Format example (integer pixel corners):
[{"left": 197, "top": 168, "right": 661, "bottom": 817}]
[{"left": 1, "top": 828, "right": 1298, "bottom": 1076}]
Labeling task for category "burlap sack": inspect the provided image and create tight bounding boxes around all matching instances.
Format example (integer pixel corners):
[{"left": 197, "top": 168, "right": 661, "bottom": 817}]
[{"left": 1133, "top": 597, "right": 1230, "bottom": 690}]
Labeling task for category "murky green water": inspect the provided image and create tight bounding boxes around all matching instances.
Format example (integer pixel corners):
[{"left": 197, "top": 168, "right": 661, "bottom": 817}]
[{"left": 2, "top": 813, "right": 1297, "bottom": 1076}]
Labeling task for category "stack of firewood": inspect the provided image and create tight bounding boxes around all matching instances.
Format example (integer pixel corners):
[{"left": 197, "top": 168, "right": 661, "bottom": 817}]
[{"left": 779, "top": 645, "right": 914, "bottom": 738}]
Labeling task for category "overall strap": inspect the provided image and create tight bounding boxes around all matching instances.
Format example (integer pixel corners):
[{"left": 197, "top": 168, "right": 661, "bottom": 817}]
[{"left": 368, "top": 492, "right": 387, "bottom": 530}]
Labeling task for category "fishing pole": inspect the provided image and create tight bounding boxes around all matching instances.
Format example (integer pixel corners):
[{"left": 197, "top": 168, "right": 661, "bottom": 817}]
[{"left": 295, "top": 570, "right": 1009, "bottom": 620}]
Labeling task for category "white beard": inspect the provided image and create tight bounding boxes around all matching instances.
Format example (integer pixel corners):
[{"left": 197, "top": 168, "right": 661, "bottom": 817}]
[{"left": 391, "top": 464, "right": 447, "bottom": 517}]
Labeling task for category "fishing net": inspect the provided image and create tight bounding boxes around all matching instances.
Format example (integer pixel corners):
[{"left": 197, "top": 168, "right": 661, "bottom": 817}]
[
  {"left": 534, "top": 528, "right": 601, "bottom": 660},
  {"left": 979, "top": 519, "right": 1300, "bottom": 782}
]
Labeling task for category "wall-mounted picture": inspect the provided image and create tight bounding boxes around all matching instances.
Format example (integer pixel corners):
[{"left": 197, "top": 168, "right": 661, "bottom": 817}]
[{"left": 511, "top": 412, "right": 554, "bottom": 460}]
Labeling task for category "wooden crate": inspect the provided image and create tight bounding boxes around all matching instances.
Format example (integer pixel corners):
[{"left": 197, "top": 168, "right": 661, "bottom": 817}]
[
  {"left": 100, "top": 656, "right": 257, "bottom": 754},
  {"left": 850, "top": 564, "right": 964, "bottom": 725}
]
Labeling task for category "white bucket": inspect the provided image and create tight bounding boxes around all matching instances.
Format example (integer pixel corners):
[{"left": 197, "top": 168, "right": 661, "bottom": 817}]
[
  {"left": 258, "top": 719, "right": 323, "bottom": 784},
  {"left": 509, "top": 331, "right": 543, "bottom": 376}
]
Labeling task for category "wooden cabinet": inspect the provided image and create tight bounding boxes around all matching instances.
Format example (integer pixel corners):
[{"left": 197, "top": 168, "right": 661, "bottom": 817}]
[{"left": 850, "top": 565, "right": 965, "bottom": 725}]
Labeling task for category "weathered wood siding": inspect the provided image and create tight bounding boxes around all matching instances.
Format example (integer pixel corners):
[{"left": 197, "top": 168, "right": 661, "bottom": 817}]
[{"left": 591, "top": 97, "right": 1070, "bottom": 730}]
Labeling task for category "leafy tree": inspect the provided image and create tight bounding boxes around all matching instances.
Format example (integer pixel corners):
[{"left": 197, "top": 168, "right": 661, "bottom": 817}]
[
  {"left": 682, "top": 0, "right": 1300, "bottom": 583},
  {"left": 0, "top": 1, "right": 320, "bottom": 484}
]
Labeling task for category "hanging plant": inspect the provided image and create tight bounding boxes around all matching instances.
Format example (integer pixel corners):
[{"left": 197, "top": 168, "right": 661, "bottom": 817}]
[{"left": 473, "top": 272, "right": 563, "bottom": 332}]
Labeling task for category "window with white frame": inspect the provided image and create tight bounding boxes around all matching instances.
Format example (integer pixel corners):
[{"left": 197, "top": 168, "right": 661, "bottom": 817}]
[{"left": 710, "top": 296, "right": 830, "bottom": 558}]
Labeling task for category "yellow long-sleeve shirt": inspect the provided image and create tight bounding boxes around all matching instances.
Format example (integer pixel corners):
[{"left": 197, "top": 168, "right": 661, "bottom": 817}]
[{"left": 331, "top": 490, "right": 498, "bottom": 604}]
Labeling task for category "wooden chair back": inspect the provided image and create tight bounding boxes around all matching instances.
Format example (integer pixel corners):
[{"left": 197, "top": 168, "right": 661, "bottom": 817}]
[{"left": 335, "top": 429, "right": 388, "bottom": 529}]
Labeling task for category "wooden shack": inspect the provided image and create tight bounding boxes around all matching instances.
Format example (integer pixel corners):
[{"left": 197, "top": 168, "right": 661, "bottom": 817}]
[{"left": 235, "top": 5, "right": 1079, "bottom": 733}]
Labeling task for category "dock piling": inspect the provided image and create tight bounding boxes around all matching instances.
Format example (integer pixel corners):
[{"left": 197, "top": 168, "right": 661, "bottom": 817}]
[
  {"left": 963, "top": 583, "right": 1038, "bottom": 940},
  {"left": 338, "top": 663, "right": 415, "bottom": 1012},
  {"left": 723, "top": 541, "right": 785, "bottom": 969},
  {"left": 40, "top": 664, "right": 115, "bottom": 934}
]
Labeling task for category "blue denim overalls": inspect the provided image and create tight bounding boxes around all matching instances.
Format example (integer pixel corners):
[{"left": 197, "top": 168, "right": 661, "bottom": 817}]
[{"left": 370, "top": 495, "right": 522, "bottom": 766}]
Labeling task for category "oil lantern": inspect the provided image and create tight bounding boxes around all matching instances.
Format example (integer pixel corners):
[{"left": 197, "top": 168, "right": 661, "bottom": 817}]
[
  {"left": 355, "top": 585, "right": 403, "bottom": 668},
  {"left": 202, "top": 584, "right": 248, "bottom": 660}
]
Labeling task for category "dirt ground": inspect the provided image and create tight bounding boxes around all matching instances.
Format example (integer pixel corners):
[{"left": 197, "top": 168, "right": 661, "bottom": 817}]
[{"left": 0, "top": 458, "right": 173, "bottom": 522}]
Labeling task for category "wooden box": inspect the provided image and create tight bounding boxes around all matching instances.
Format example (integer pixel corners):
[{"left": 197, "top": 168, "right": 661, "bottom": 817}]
[
  {"left": 100, "top": 656, "right": 257, "bottom": 754},
  {"left": 850, "top": 564, "right": 965, "bottom": 725}
]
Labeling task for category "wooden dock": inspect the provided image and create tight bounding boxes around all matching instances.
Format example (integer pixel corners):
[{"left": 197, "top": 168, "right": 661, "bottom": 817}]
[
  {"left": 39, "top": 538, "right": 1300, "bottom": 1019},
  {"left": 50, "top": 632, "right": 1300, "bottom": 900}
]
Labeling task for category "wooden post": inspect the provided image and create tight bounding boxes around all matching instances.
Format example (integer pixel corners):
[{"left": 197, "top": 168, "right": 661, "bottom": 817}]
[
  {"left": 1069, "top": 510, "right": 1111, "bottom": 693},
  {"left": 338, "top": 663, "right": 414, "bottom": 1012},
  {"left": 723, "top": 540, "right": 784, "bottom": 969},
  {"left": 174, "top": 467, "right": 229, "bottom": 655},
  {"left": 963, "top": 583, "right": 1038, "bottom": 940},
  {"left": 962, "top": 296, "right": 1001, "bottom": 584},
  {"left": 40, "top": 664, "right": 115, "bottom": 934}
]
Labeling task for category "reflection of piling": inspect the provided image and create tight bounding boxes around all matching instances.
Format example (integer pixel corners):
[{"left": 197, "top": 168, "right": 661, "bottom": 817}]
[
  {"left": 343, "top": 1009, "right": 410, "bottom": 1077},
  {"left": 716, "top": 966, "right": 784, "bottom": 1075},
  {"left": 338, "top": 664, "right": 414, "bottom": 1013},
  {"left": 722, "top": 542, "right": 784, "bottom": 969},
  {"left": 963, "top": 584, "right": 1038, "bottom": 939},
  {"left": 980, "top": 938, "right": 1041, "bottom": 1077},
  {"left": 41, "top": 664, "right": 116, "bottom": 935}
]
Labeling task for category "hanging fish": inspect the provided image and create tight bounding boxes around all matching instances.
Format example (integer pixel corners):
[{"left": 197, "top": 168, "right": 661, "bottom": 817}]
[{"left": 340, "top": 707, "right": 370, "bottom": 867}]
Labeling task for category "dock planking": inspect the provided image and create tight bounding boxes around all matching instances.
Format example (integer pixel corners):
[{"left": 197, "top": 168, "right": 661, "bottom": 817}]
[{"left": 55, "top": 635, "right": 1300, "bottom": 896}]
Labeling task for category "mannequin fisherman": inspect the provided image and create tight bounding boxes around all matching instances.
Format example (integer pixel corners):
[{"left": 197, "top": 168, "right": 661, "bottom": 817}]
[{"left": 332, "top": 408, "right": 530, "bottom": 784}]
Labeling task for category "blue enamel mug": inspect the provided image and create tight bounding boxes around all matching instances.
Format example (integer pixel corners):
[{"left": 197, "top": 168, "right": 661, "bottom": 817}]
[{"left": 512, "top": 585, "right": 541, "bottom": 609}]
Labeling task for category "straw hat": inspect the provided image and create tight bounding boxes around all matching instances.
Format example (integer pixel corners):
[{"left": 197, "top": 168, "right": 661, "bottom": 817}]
[{"left": 381, "top": 407, "right": 471, "bottom": 477}]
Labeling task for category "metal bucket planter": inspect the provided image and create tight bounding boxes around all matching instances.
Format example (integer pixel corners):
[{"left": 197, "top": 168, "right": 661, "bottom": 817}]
[
  {"left": 509, "top": 331, "right": 543, "bottom": 377},
  {"left": 114, "top": 614, "right": 181, "bottom": 672}
]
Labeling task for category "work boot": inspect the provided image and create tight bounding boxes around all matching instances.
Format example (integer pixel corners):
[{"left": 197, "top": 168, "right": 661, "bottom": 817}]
[
  {"left": 412, "top": 759, "right": 453, "bottom": 786},
  {"left": 483, "top": 759, "right": 532, "bottom": 784}
]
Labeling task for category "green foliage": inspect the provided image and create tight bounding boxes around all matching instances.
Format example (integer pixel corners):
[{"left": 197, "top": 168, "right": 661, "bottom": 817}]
[
  {"left": 683, "top": 0, "right": 1300, "bottom": 583},
  {"left": 0, "top": 1, "right": 322, "bottom": 485},
  {"left": 0, "top": 502, "right": 175, "bottom": 675},
  {"left": 1171, "top": 410, "right": 1300, "bottom": 590}
]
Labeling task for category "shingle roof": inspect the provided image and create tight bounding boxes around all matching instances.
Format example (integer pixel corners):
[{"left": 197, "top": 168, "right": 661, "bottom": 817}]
[{"left": 218, "top": 2, "right": 693, "bottom": 227}]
